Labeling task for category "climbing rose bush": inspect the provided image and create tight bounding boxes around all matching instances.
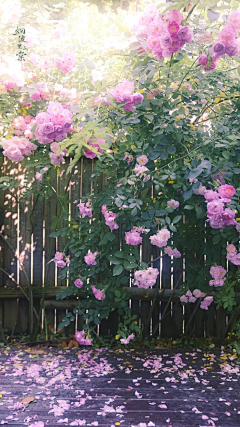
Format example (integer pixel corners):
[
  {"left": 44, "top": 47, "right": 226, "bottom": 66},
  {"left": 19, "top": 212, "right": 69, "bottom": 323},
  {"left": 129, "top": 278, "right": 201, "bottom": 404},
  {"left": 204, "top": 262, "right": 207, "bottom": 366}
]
[{"left": 1, "top": 0, "right": 240, "bottom": 342}]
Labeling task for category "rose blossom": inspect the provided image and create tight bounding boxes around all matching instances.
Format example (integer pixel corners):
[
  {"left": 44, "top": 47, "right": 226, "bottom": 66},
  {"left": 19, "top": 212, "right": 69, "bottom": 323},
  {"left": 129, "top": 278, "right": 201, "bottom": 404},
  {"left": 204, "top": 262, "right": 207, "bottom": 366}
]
[
  {"left": 198, "top": 53, "right": 208, "bottom": 66},
  {"left": 125, "top": 230, "right": 142, "bottom": 245},
  {"left": 35, "top": 172, "right": 42, "bottom": 181},
  {"left": 207, "top": 200, "right": 224, "bottom": 215},
  {"left": 92, "top": 285, "right": 106, "bottom": 301},
  {"left": 211, "top": 40, "right": 225, "bottom": 56},
  {"left": 204, "top": 190, "right": 219, "bottom": 201},
  {"left": 136, "top": 155, "right": 148, "bottom": 165},
  {"left": 225, "top": 40, "right": 239, "bottom": 57},
  {"left": 167, "top": 199, "right": 179, "bottom": 209},
  {"left": 218, "top": 184, "right": 236, "bottom": 198},
  {"left": 84, "top": 251, "right": 98, "bottom": 266},
  {"left": 74, "top": 278, "right": 83, "bottom": 288}
]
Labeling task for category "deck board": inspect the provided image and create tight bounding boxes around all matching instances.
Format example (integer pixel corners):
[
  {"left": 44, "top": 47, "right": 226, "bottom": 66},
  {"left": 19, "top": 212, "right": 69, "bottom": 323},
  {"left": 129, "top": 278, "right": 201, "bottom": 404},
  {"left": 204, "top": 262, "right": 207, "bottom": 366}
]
[{"left": 0, "top": 347, "right": 239, "bottom": 426}]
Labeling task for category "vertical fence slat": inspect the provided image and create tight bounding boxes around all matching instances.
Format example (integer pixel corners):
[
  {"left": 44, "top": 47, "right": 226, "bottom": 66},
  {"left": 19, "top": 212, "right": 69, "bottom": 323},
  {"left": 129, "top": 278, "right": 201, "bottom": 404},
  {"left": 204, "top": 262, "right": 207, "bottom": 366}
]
[
  {"left": 160, "top": 254, "right": 172, "bottom": 338},
  {"left": 141, "top": 237, "right": 152, "bottom": 337},
  {"left": 17, "top": 192, "right": 32, "bottom": 335},
  {"left": 44, "top": 170, "right": 57, "bottom": 336},
  {"left": 171, "top": 257, "right": 183, "bottom": 339},
  {"left": 57, "top": 162, "right": 73, "bottom": 335},
  {"left": 3, "top": 160, "right": 18, "bottom": 333},
  {"left": 216, "top": 307, "right": 226, "bottom": 338},
  {"left": 152, "top": 245, "right": 160, "bottom": 337}
]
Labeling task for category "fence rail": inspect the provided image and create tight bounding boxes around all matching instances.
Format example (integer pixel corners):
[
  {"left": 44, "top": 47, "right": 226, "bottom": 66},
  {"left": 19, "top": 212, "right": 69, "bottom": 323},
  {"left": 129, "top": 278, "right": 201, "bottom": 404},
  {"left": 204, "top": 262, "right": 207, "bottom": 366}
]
[{"left": 0, "top": 155, "right": 232, "bottom": 339}]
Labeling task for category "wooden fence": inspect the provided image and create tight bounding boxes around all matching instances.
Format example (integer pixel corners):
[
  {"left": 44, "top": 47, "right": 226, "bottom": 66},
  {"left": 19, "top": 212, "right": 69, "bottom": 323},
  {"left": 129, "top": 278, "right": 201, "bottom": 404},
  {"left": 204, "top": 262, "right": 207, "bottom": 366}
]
[{"left": 0, "top": 154, "right": 233, "bottom": 340}]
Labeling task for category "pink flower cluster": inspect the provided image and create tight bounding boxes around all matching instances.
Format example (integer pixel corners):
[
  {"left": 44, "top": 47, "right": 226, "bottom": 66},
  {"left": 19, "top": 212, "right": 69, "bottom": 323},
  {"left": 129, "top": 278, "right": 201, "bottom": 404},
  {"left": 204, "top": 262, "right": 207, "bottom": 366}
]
[
  {"left": 29, "top": 52, "right": 41, "bottom": 67},
  {"left": 84, "top": 137, "right": 105, "bottom": 159},
  {"left": 92, "top": 285, "right": 106, "bottom": 301},
  {"left": 180, "top": 289, "right": 213, "bottom": 310},
  {"left": 164, "top": 246, "right": 181, "bottom": 258},
  {"left": 2, "top": 137, "right": 37, "bottom": 162},
  {"left": 84, "top": 251, "right": 98, "bottom": 266},
  {"left": 123, "top": 153, "right": 133, "bottom": 164},
  {"left": 226, "top": 243, "right": 240, "bottom": 266},
  {"left": 54, "top": 252, "right": 70, "bottom": 268},
  {"left": 131, "top": 6, "right": 193, "bottom": 60},
  {"left": 12, "top": 114, "right": 35, "bottom": 139},
  {"left": 59, "top": 87, "right": 77, "bottom": 100},
  {"left": 111, "top": 79, "right": 144, "bottom": 112},
  {"left": 209, "top": 265, "right": 226, "bottom": 287},
  {"left": 134, "top": 155, "right": 150, "bottom": 181},
  {"left": 77, "top": 201, "right": 92, "bottom": 218},
  {"left": 55, "top": 50, "right": 77, "bottom": 74},
  {"left": 134, "top": 267, "right": 159, "bottom": 288},
  {"left": 150, "top": 228, "right": 170, "bottom": 248},
  {"left": 134, "top": 164, "right": 150, "bottom": 181},
  {"left": 204, "top": 184, "right": 236, "bottom": 229},
  {"left": 198, "top": 11, "right": 240, "bottom": 72},
  {"left": 167, "top": 199, "right": 179, "bottom": 209},
  {"left": 74, "top": 278, "right": 83, "bottom": 288},
  {"left": 120, "top": 333, "right": 135, "bottom": 344},
  {"left": 49, "top": 142, "right": 67, "bottom": 166},
  {"left": 75, "top": 330, "right": 92, "bottom": 346},
  {"left": 101, "top": 205, "right": 119, "bottom": 231},
  {"left": 200, "top": 296, "right": 214, "bottom": 310},
  {"left": 125, "top": 229, "right": 142, "bottom": 245},
  {"left": 30, "top": 82, "right": 50, "bottom": 102},
  {"left": 0, "top": 77, "right": 15, "bottom": 90},
  {"left": 35, "top": 167, "right": 48, "bottom": 181},
  {"left": 52, "top": 20, "right": 68, "bottom": 39},
  {"left": 35, "top": 102, "right": 73, "bottom": 145},
  {"left": 180, "top": 290, "right": 199, "bottom": 303}
]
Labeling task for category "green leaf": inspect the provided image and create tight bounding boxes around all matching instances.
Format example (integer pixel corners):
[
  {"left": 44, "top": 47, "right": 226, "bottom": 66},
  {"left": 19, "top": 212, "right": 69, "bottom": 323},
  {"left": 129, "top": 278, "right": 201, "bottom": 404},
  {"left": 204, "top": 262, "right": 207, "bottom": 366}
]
[
  {"left": 108, "top": 256, "right": 122, "bottom": 265},
  {"left": 189, "top": 168, "right": 203, "bottom": 179},
  {"left": 124, "top": 261, "right": 138, "bottom": 270},
  {"left": 49, "top": 231, "right": 60, "bottom": 237},
  {"left": 155, "top": 209, "right": 166, "bottom": 217},
  {"left": 106, "top": 232, "right": 116, "bottom": 241},
  {"left": 57, "top": 322, "right": 66, "bottom": 330},
  {"left": 145, "top": 114, "right": 154, "bottom": 122},
  {"left": 131, "top": 207, "right": 138, "bottom": 216},
  {"left": 113, "top": 265, "right": 123, "bottom": 276},
  {"left": 114, "top": 251, "right": 126, "bottom": 258},
  {"left": 115, "top": 289, "right": 121, "bottom": 297},
  {"left": 160, "top": 151, "right": 168, "bottom": 160},
  {"left": 167, "top": 145, "right": 176, "bottom": 154},
  {"left": 184, "top": 204, "right": 194, "bottom": 210},
  {"left": 128, "top": 255, "right": 136, "bottom": 263},
  {"left": 213, "top": 234, "right": 220, "bottom": 245},
  {"left": 172, "top": 215, "right": 182, "bottom": 224},
  {"left": 183, "top": 189, "right": 193, "bottom": 201}
]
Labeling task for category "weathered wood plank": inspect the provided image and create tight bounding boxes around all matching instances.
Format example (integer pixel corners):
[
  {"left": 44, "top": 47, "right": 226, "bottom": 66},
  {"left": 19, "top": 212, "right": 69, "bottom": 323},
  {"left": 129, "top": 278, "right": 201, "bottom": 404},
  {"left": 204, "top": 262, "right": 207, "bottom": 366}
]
[
  {"left": 141, "top": 236, "right": 152, "bottom": 338},
  {"left": 161, "top": 253, "right": 172, "bottom": 338},
  {"left": 2, "top": 160, "right": 18, "bottom": 332}
]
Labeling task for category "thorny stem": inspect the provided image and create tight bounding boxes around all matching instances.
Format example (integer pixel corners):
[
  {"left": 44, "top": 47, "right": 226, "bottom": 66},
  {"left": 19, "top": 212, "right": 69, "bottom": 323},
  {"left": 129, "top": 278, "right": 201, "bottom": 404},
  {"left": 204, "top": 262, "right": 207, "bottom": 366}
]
[
  {"left": 185, "top": 2, "right": 199, "bottom": 23},
  {"left": 184, "top": 298, "right": 201, "bottom": 336}
]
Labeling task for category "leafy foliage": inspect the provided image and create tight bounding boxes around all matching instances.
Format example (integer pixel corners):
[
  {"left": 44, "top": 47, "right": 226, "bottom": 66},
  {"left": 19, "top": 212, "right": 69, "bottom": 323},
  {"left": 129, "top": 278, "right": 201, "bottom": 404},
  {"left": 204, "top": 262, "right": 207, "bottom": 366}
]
[{"left": 1, "top": 0, "right": 240, "bottom": 342}]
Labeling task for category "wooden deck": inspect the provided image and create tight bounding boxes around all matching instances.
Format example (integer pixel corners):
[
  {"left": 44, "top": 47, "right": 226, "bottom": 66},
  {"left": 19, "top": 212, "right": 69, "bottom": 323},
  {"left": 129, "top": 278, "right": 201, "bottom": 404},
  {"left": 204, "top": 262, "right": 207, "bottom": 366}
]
[{"left": 0, "top": 347, "right": 239, "bottom": 426}]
